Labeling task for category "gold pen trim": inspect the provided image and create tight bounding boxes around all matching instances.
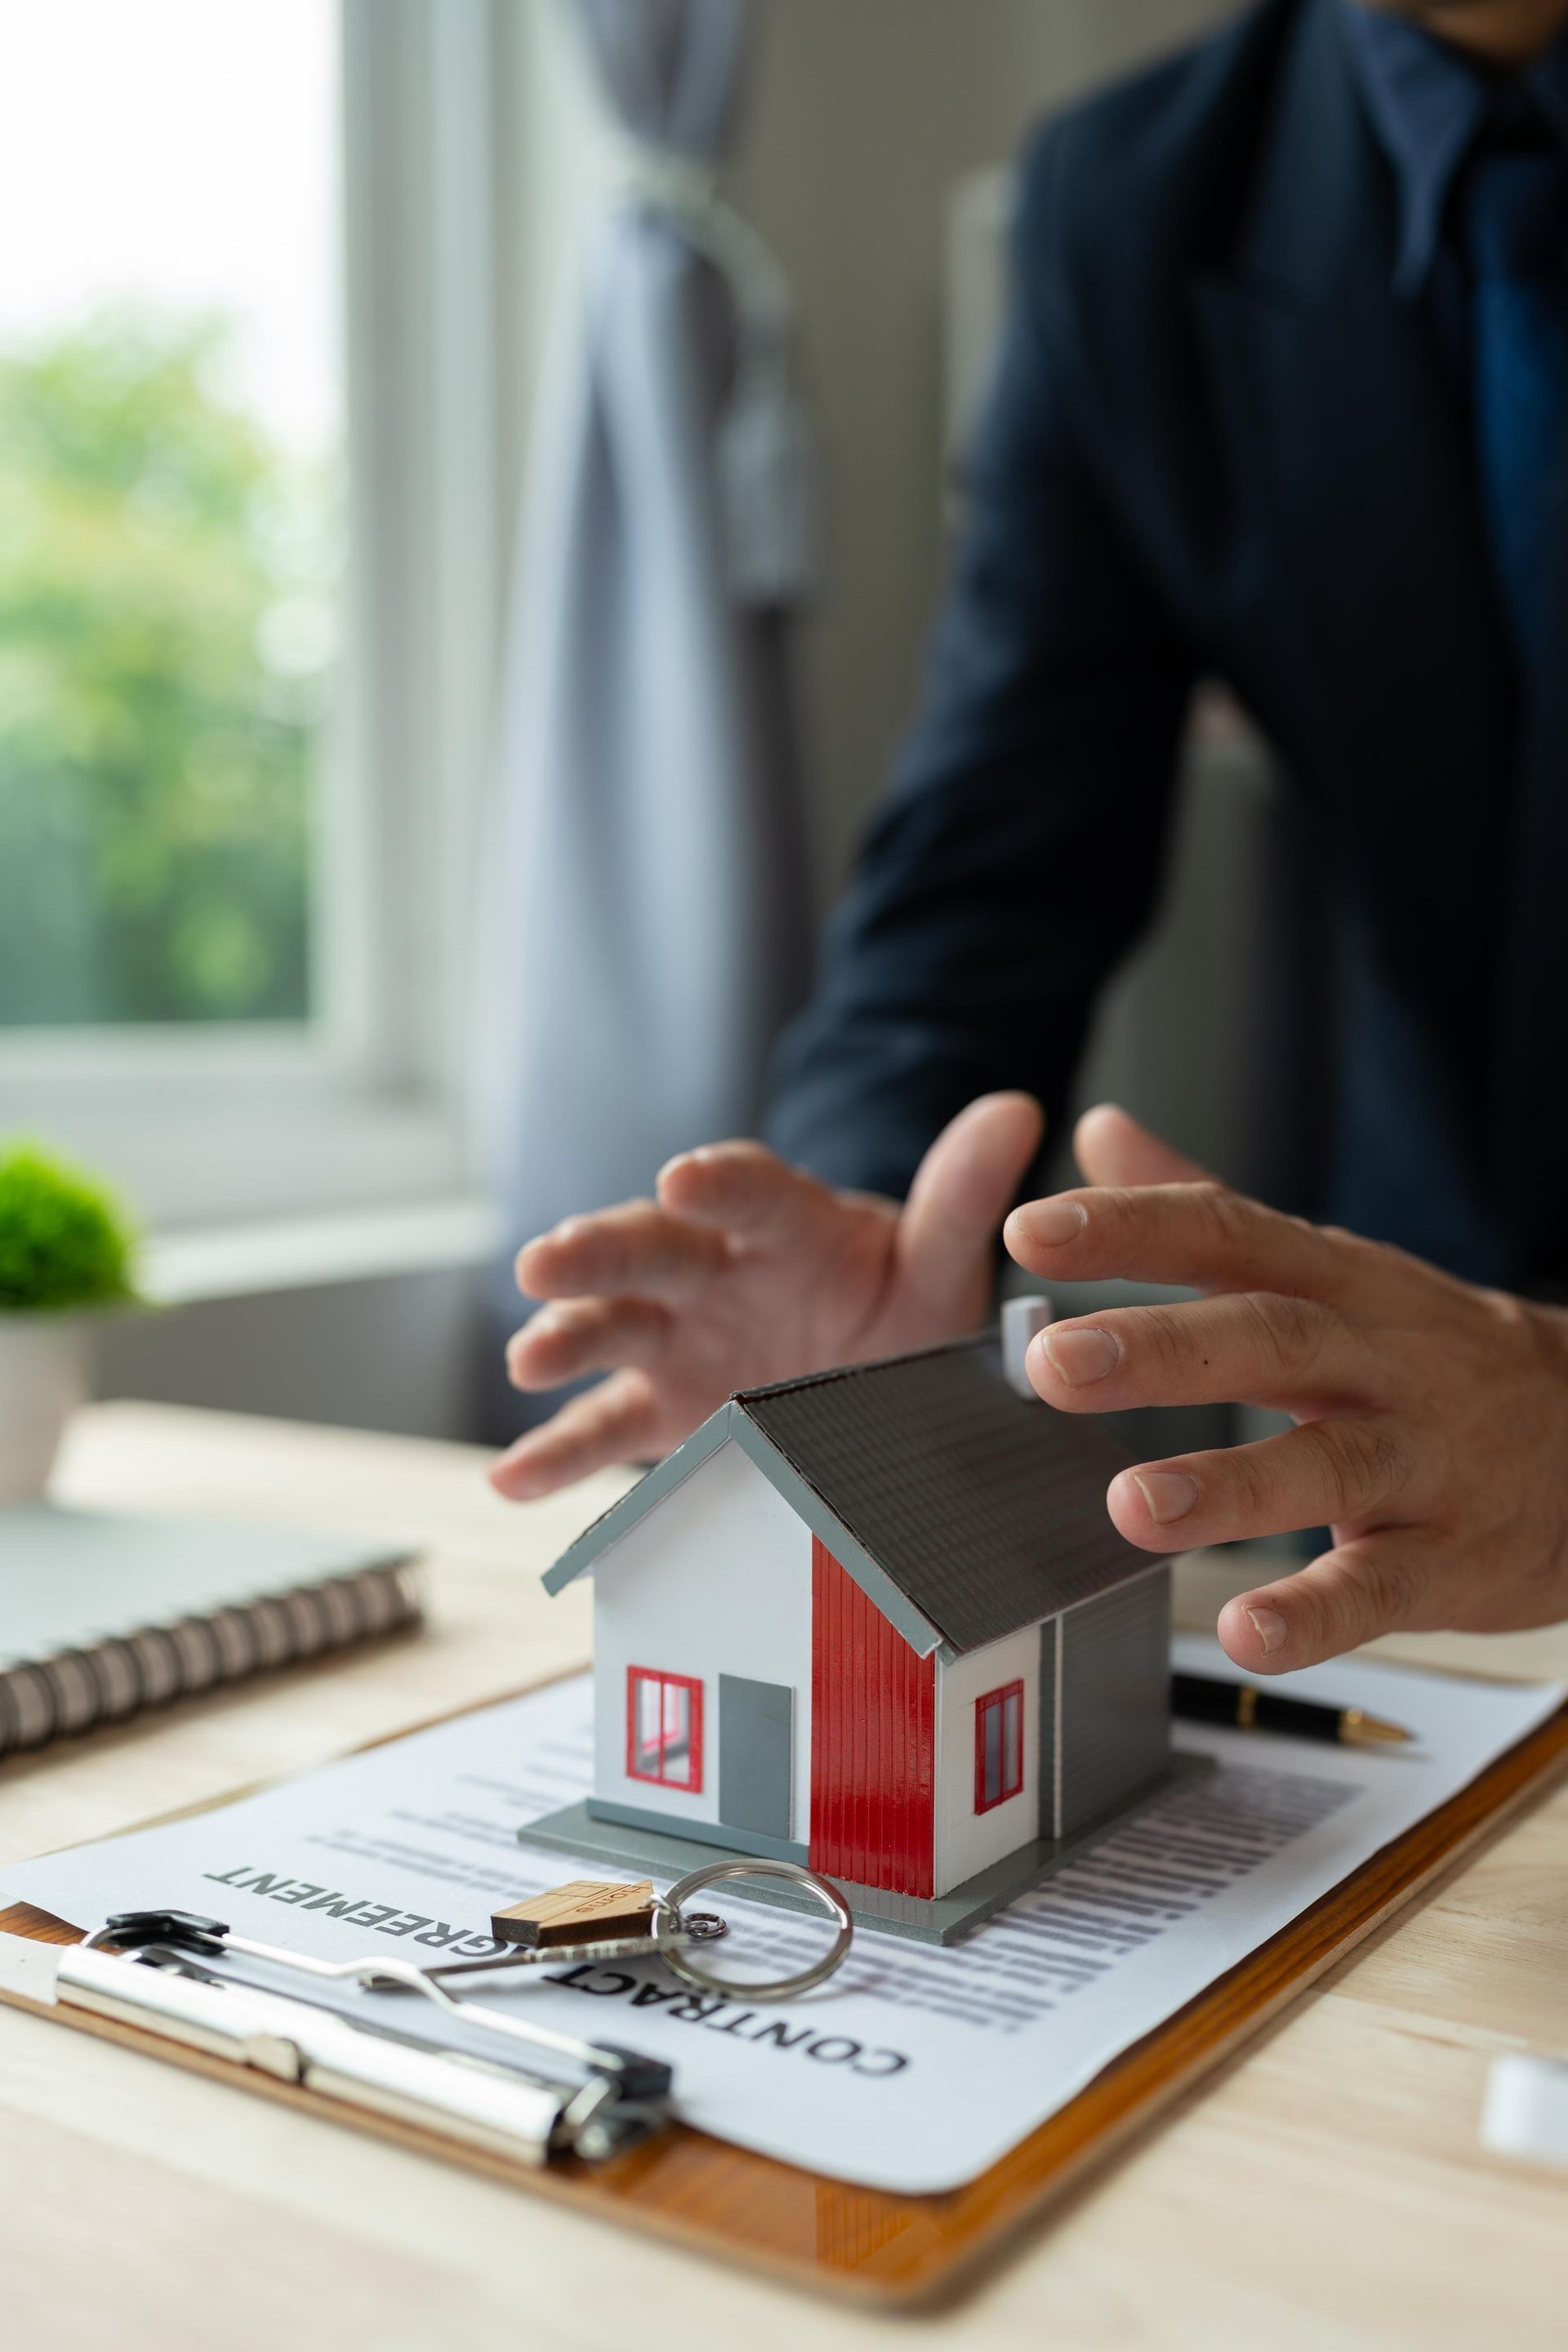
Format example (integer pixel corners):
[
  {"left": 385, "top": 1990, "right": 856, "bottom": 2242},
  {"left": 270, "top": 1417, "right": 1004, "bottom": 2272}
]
[
  {"left": 1236, "top": 1686, "right": 1258, "bottom": 1730},
  {"left": 1339, "top": 1706, "right": 1412, "bottom": 1746}
]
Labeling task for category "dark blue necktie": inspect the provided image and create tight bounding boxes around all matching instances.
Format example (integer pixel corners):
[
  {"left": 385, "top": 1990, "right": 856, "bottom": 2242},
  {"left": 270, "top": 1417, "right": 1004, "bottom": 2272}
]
[{"left": 1462, "top": 140, "right": 1568, "bottom": 667}]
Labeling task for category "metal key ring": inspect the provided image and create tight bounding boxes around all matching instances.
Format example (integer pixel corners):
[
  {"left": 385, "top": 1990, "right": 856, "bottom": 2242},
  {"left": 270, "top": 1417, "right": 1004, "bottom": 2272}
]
[{"left": 652, "top": 1858, "right": 853, "bottom": 2002}]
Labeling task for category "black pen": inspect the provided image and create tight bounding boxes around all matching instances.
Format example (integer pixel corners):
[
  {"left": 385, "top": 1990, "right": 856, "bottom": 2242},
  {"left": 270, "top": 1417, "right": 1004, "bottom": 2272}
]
[{"left": 1171, "top": 1671, "right": 1412, "bottom": 1748}]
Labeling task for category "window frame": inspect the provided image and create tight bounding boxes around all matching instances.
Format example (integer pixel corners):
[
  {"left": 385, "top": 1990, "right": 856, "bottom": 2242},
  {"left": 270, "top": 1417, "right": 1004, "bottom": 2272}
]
[
  {"left": 625, "top": 1666, "right": 706, "bottom": 1795},
  {"left": 973, "top": 1678, "right": 1025, "bottom": 1815},
  {"left": 0, "top": 0, "right": 535, "bottom": 1230}
]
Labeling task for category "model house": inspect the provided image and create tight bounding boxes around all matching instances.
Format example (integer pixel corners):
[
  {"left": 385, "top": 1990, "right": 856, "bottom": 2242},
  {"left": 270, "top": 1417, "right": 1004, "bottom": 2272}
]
[{"left": 523, "top": 1298, "right": 1178, "bottom": 1942}]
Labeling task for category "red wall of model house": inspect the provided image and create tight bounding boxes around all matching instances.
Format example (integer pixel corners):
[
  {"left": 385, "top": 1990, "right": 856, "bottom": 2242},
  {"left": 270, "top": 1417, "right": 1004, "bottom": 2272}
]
[{"left": 808, "top": 1536, "right": 936, "bottom": 1897}]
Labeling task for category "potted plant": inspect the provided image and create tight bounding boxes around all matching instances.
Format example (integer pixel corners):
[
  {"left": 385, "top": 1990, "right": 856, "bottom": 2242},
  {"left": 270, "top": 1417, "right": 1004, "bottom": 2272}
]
[{"left": 0, "top": 1142, "right": 140, "bottom": 1502}]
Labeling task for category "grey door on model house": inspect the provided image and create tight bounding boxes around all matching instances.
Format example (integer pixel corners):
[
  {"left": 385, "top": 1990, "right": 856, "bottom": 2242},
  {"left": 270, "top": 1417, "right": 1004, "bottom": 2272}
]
[
  {"left": 1039, "top": 1568, "right": 1172, "bottom": 1842},
  {"left": 719, "top": 1673, "right": 794, "bottom": 1842}
]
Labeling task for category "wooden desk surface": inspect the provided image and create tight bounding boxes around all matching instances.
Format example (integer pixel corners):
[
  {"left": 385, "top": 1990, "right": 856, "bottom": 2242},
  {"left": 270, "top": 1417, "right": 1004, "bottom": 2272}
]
[{"left": 5, "top": 1403, "right": 1568, "bottom": 2351}]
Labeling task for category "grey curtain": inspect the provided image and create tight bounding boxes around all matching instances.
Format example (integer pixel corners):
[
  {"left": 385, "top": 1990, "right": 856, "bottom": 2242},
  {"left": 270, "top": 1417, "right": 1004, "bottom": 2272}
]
[{"left": 474, "top": 0, "right": 813, "bottom": 1432}]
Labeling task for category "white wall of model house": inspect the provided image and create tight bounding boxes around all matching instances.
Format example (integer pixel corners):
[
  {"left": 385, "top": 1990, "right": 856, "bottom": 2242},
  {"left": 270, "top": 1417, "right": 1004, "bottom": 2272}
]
[
  {"left": 589, "top": 1441, "right": 813, "bottom": 1837},
  {"left": 933, "top": 1624, "right": 1042, "bottom": 1895}
]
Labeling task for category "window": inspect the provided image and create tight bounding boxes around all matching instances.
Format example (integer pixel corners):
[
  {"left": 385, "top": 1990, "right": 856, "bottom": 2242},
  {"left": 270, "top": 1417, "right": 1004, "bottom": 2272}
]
[
  {"left": 974, "top": 1680, "right": 1024, "bottom": 1814},
  {"left": 0, "top": 0, "right": 342, "bottom": 1031},
  {"left": 626, "top": 1668, "right": 704, "bottom": 1793},
  {"left": 0, "top": 2, "right": 527, "bottom": 1230}
]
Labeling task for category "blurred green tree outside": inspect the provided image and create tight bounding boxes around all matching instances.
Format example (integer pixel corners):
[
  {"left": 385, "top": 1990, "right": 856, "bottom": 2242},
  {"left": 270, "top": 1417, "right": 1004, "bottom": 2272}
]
[{"left": 0, "top": 311, "right": 334, "bottom": 1025}]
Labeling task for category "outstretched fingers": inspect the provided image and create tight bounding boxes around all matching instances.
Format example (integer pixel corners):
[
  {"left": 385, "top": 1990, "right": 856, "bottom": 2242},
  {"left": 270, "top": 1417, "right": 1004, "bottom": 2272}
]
[
  {"left": 488, "top": 1371, "right": 665, "bottom": 1501},
  {"left": 1214, "top": 1534, "right": 1441, "bottom": 1673},
  {"left": 1072, "top": 1102, "right": 1213, "bottom": 1189},
  {"left": 656, "top": 1138, "right": 834, "bottom": 1250},
  {"left": 515, "top": 1199, "right": 729, "bottom": 1302},
  {"left": 898, "top": 1091, "right": 1045, "bottom": 1310},
  {"left": 1007, "top": 1177, "right": 1355, "bottom": 1303},
  {"left": 1105, "top": 1414, "right": 1423, "bottom": 1552},
  {"left": 506, "top": 1295, "right": 673, "bottom": 1391},
  {"left": 1027, "top": 1290, "right": 1385, "bottom": 1417}
]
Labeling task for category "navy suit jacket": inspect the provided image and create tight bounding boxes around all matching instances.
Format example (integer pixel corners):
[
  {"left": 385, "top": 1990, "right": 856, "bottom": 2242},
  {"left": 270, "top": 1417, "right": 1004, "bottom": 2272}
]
[{"left": 766, "top": 0, "right": 1568, "bottom": 1290}]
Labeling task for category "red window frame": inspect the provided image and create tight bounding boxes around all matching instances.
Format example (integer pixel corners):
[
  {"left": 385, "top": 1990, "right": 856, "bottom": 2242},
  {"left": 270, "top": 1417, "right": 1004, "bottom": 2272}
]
[
  {"left": 625, "top": 1666, "right": 704, "bottom": 1793},
  {"left": 973, "top": 1679, "right": 1025, "bottom": 1814}
]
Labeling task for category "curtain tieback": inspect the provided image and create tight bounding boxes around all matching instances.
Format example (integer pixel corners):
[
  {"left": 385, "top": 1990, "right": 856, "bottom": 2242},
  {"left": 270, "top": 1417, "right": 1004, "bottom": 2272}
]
[{"left": 613, "top": 141, "right": 820, "bottom": 609}]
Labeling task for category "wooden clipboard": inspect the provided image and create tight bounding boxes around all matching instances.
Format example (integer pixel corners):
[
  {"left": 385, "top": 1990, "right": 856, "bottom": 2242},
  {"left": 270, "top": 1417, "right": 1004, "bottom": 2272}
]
[{"left": 4, "top": 1700, "right": 1567, "bottom": 2310}]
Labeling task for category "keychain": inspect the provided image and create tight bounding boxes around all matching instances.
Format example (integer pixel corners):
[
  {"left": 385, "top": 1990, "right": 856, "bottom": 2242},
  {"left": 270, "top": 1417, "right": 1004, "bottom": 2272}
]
[
  {"left": 651, "top": 1859, "right": 853, "bottom": 1999},
  {"left": 454, "top": 1860, "right": 854, "bottom": 2002}
]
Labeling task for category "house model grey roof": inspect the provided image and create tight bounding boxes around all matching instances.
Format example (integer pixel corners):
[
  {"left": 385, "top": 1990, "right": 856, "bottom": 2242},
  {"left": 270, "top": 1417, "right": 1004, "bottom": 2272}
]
[{"left": 541, "top": 1332, "right": 1172, "bottom": 1660}]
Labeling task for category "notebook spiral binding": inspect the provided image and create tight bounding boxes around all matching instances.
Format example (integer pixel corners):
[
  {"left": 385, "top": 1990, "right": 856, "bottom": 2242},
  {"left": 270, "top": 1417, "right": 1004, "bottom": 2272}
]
[{"left": 0, "top": 1561, "right": 421, "bottom": 1761}]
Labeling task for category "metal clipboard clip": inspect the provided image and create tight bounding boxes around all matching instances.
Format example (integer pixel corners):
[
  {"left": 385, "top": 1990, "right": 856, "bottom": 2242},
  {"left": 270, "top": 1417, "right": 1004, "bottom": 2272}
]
[{"left": 55, "top": 1909, "right": 674, "bottom": 2165}]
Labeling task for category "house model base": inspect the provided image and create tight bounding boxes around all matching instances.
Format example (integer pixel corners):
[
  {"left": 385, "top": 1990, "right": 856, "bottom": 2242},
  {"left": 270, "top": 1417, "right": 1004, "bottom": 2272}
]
[{"left": 519, "top": 1755, "right": 1208, "bottom": 1946}]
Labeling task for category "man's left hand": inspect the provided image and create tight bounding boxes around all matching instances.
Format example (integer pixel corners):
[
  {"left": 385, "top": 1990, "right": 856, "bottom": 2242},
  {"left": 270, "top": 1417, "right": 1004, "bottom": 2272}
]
[{"left": 1005, "top": 1105, "right": 1568, "bottom": 1673}]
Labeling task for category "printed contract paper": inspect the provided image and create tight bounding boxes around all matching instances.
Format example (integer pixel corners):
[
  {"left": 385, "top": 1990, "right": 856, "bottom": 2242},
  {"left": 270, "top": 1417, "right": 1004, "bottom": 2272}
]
[{"left": 2, "top": 1638, "right": 1559, "bottom": 2192}]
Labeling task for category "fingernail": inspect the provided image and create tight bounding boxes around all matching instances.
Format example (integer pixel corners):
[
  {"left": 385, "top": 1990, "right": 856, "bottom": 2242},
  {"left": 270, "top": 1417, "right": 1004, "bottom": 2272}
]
[
  {"left": 1040, "top": 1325, "right": 1121, "bottom": 1385},
  {"left": 1245, "top": 1606, "right": 1288, "bottom": 1655},
  {"left": 1132, "top": 1470, "right": 1197, "bottom": 1525},
  {"left": 1019, "top": 1198, "right": 1088, "bottom": 1247}
]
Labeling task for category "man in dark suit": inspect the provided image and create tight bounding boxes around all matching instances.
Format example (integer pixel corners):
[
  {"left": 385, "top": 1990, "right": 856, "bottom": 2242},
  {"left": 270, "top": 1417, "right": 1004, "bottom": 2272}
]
[{"left": 494, "top": 0, "right": 1568, "bottom": 1673}]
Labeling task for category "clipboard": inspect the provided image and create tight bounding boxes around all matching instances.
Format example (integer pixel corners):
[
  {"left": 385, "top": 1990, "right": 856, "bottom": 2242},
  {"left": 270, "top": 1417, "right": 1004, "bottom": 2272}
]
[{"left": 4, "top": 1697, "right": 1567, "bottom": 2308}]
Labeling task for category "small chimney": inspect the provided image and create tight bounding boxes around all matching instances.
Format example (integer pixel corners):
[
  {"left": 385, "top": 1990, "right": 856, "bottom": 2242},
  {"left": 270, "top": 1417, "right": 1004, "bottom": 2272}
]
[{"left": 1002, "top": 1294, "right": 1053, "bottom": 1400}]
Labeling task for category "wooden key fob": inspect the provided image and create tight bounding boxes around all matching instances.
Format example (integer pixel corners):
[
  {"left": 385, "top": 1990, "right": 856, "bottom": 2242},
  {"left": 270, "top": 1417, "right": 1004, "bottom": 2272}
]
[{"left": 492, "top": 1877, "right": 656, "bottom": 1949}]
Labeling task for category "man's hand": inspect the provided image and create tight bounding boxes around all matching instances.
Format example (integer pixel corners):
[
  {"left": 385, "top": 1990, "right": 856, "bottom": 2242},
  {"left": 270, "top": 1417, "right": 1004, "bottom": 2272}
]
[
  {"left": 1007, "top": 1105, "right": 1568, "bottom": 1675},
  {"left": 490, "top": 1092, "right": 1044, "bottom": 1501}
]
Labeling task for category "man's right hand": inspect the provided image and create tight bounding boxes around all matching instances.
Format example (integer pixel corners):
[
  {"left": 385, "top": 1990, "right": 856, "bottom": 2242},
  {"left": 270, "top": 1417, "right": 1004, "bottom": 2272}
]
[{"left": 489, "top": 1091, "right": 1044, "bottom": 1501}]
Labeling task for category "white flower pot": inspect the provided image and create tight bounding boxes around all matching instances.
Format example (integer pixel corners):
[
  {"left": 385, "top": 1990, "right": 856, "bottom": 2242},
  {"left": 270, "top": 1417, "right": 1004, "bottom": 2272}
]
[{"left": 0, "top": 1315, "right": 92, "bottom": 1503}]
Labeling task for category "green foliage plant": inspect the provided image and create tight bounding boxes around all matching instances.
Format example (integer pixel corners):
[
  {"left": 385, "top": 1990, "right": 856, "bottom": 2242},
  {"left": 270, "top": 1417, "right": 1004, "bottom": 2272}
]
[{"left": 0, "top": 1141, "right": 140, "bottom": 1314}]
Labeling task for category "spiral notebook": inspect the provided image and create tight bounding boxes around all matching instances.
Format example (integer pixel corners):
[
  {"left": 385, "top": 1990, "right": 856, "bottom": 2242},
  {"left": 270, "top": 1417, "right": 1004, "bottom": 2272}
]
[{"left": 0, "top": 1506, "right": 420, "bottom": 1757}]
